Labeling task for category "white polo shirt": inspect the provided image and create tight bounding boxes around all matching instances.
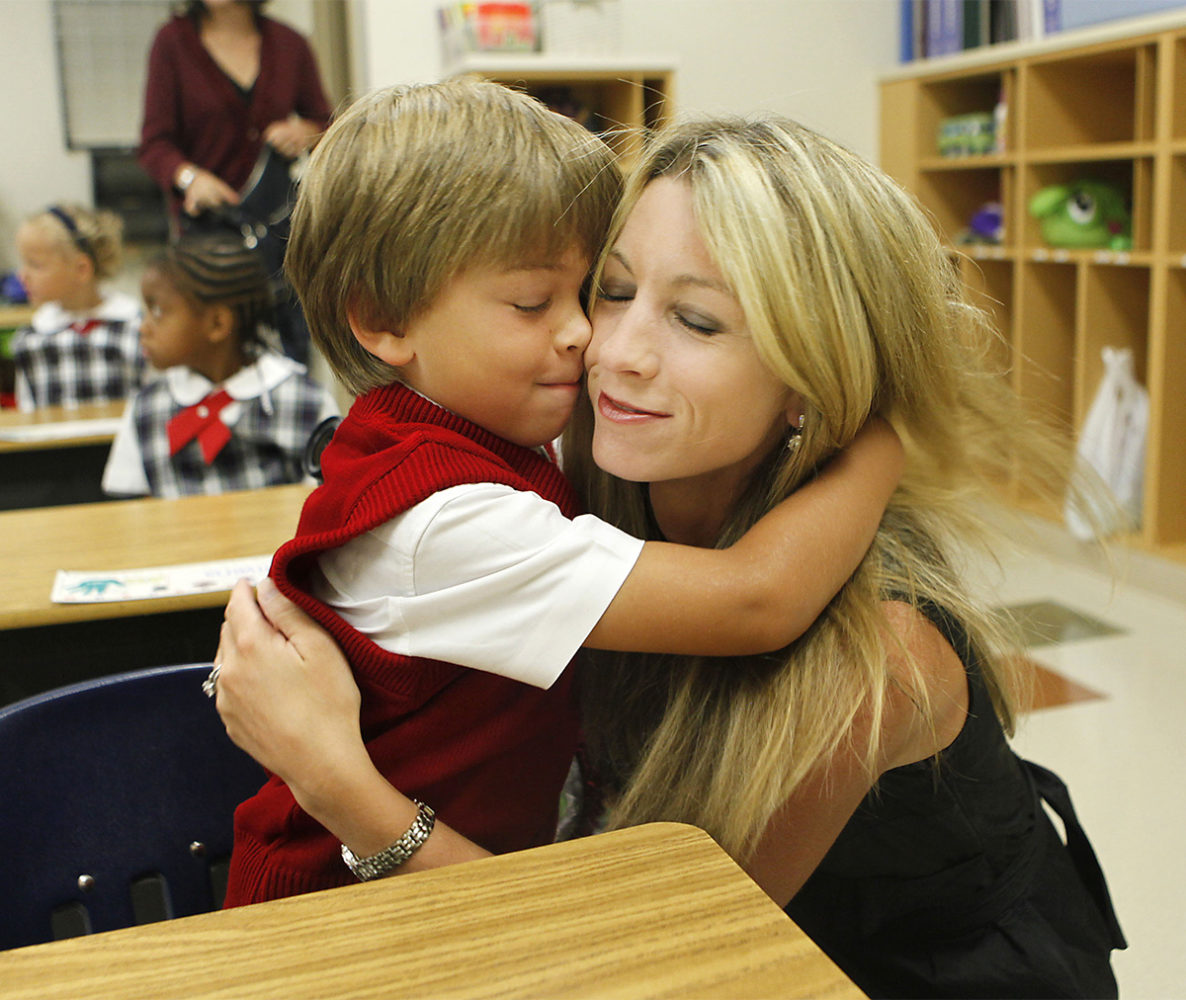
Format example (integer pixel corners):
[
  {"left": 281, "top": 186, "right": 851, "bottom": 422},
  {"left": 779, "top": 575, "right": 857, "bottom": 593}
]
[{"left": 310, "top": 482, "right": 645, "bottom": 690}]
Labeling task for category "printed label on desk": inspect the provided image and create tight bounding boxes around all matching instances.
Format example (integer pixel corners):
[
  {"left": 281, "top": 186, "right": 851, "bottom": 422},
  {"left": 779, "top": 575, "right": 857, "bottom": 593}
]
[{"left": 51, "top": 555, "right": 272, "bottom": 603}]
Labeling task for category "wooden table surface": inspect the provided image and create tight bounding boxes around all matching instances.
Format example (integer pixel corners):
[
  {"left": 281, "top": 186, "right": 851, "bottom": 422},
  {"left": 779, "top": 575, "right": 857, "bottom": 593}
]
[
  {"left": 0, "top": 483, "right": 312, "bottom": 630},
  {"left": 0, "top": 304, "right": 34, "bottom": 329},
  {"left": 0, "top": 400, "right": 126, "bottom": 454},
  {"left": 0, "top": 823, "right": 864, "bottom": 1000}
]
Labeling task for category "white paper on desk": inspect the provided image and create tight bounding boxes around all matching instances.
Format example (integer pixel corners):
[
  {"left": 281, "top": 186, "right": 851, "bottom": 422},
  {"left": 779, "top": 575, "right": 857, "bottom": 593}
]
[
  {"left": 0, "top": 418, "right": 123, "bottom": 443},
  {"left": 51, "top": 555, "right": 272, "bottom": 603}
]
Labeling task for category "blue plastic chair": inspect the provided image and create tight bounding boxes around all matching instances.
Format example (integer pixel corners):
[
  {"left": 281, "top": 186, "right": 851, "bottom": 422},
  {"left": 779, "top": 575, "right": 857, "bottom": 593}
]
[{"left": 0, "top": 664, "right": 265, "bottom": 950}]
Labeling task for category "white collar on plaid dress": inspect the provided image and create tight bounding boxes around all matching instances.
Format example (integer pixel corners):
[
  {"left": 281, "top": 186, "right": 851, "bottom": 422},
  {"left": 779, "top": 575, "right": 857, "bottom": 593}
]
[
  {"left": 164, "top": 350, "right": 305, "bottom": 410},
  {"left": 31, "top": 289, "right": 140, "bottom": 334},
  {"left": 163, "top": 351, "right": 306, "bottom": 462}
]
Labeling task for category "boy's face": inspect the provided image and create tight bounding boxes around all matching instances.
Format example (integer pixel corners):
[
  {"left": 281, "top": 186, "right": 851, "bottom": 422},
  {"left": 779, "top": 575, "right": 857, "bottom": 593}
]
[{"left": 389, "top": 245, "right": 592, "bottom": 448}]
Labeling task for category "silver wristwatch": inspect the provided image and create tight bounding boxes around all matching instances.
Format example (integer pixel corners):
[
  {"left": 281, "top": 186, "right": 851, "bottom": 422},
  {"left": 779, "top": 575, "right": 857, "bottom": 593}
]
[
  {"left": 176, "top": 165, "right": 198, "bottom": 192},
  {"left": 340, "top": 799, "right": 436, "bottom": 881}
]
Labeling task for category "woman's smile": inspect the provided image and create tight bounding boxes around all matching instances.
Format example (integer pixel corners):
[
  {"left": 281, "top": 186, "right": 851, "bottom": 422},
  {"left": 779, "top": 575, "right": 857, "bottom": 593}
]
[{"left": 596, "top": 390, "right": 670, "bottom": 422}]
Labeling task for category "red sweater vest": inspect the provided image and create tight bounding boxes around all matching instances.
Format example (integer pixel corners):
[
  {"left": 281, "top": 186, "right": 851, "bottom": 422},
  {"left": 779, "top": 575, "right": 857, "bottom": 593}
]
[{"left": 223, "top": 383, "right": 582, "bottom": 905}]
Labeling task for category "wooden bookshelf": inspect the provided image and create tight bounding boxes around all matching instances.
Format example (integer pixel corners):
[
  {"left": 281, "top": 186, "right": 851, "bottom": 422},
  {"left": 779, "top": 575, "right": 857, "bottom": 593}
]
[
  {"left": 882, "top": 15, "right": 1186, "bottom": 563},
  {"left": 443, "top": 54, "right": 675, "bottom": 162}
]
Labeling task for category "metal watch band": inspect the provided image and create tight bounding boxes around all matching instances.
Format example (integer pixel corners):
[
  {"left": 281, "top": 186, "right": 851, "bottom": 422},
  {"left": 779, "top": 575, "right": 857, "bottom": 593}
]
[
  {"left": 176, "top": 165, "right": 197, "bottom": 192},
  {"left": 340, "top": 799, "right": 436, "bottom": 881}
]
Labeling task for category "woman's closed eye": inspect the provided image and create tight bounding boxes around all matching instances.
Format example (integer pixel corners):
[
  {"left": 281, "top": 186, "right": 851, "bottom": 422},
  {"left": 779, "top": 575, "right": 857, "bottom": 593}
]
[
  {"left": 675, "top": 308, "right": 720, "bottom": 336},
  {"left": 593, "top": 271, "right": 635, "bottom": 302}
]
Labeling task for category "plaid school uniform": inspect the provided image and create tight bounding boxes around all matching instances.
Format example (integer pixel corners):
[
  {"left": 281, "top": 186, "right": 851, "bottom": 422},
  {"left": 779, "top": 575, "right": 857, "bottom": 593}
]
[
  {"left": 102, "top": 350, "right": 338, "bottom": 499},
  {"left": 12, "top": 291, "right": 145, "bottom": 411}
]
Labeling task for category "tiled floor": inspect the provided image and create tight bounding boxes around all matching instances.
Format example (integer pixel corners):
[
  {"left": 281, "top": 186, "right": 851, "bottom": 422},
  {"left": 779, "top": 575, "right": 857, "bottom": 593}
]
[{"left": 972, "top": 518, "right": 1186, "bottom": 999}]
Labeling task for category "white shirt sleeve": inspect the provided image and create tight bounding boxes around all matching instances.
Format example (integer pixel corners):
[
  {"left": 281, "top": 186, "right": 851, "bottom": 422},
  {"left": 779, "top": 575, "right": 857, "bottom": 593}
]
[
  {"left": 310, "top": 483, "right": 645, "bottom": 689},
  {"left": 101, "top": 400, "right": 150, "bottom": 496}
]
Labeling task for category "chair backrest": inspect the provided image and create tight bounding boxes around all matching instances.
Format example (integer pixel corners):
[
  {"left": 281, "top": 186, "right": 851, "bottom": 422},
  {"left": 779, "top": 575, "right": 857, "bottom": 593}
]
[{"left": 0, "top": 663, "right": 265, "bottom": 950}]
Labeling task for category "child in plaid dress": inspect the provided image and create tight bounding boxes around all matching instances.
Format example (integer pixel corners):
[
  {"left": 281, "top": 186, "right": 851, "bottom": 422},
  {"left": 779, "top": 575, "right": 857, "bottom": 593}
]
[
  {"left": 12, "top": 204, "right": 145, "bottom": 411},
  {"left": 102, "top": 233, "right": 338, "bottom": 498}
]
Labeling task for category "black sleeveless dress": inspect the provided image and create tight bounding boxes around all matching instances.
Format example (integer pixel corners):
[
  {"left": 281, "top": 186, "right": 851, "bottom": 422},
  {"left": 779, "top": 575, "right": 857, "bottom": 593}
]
[{"left": 785, "top": 604, "right": 1126, "bottom": 999}]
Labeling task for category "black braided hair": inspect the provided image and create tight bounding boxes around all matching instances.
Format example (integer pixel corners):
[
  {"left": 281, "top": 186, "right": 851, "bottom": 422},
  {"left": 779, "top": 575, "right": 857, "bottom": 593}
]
[{"left": 151, "top": 233, "right": 277, "bottom": 351}]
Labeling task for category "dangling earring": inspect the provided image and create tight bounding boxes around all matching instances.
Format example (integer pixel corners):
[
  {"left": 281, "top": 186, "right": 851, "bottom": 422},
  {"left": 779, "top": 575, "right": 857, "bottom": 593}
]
[{"left": 787, "top": 413, "right": 805, "bottom": 456}]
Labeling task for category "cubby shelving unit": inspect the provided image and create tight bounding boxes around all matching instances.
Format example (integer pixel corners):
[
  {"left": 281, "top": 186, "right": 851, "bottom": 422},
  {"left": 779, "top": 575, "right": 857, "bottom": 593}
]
[
  {"left": 443, "top": 53, "right": 675, "bottom": 163},
  {"left": 881, "top": 14, "right": 1186, "bottom": 565}
]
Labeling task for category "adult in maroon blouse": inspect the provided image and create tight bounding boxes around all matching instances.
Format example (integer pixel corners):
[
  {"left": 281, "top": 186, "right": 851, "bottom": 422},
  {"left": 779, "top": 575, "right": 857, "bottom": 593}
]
[{"left": 138, "top": 0, "right": 332, "bottom": 223}]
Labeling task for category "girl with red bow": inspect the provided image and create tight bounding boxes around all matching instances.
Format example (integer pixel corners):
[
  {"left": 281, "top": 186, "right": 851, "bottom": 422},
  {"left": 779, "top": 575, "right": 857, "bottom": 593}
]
[{"left": 101, "top": 232, "right": 337, "bottom": 497}]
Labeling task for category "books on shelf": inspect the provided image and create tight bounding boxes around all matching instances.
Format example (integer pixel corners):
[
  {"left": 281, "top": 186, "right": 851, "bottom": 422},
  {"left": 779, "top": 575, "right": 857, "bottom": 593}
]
[{"left": 901, "top": 0, "right": 1061, "bottom": 61}]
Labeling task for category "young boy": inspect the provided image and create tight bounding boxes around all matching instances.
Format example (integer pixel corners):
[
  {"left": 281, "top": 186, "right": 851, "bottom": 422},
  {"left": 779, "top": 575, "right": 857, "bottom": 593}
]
[{"left": 223, "top": 78, "right": 901, "bottom": 906}]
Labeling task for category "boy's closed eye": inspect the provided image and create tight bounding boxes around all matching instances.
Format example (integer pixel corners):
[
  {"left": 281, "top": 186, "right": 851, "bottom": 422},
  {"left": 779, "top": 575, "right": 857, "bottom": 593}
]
[{"left": 513, "top": 298, "right": 552, "bottom": 314}]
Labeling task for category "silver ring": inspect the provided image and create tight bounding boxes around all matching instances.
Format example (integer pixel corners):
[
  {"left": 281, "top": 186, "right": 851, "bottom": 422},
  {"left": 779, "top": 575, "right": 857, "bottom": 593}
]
[{"left": 202, "top": 662, "right": 221, "bottom": 699}]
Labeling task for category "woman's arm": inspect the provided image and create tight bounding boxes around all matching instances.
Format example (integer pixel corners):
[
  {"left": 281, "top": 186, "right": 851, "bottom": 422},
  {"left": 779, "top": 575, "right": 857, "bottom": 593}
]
[
  {"left": 587, "top": 417, "right": 903, "bottom": 655},
  {"left": 137, "top": 28, "right": 187, "bottom": 192},
  {"left": 137, "top": 25, "right": 241, "bottom": 214},
  {"left": 262, "top": 115, "right": 324, "bottom": 159},
  {"left": 260, "top": 28, "right": 332, "bottom": 158},
  {"left": 216, "top": 578, "right": 489, "bottom": 872},
  {"left": 291, "top": 32, "right": 333, "bottom": 129}
]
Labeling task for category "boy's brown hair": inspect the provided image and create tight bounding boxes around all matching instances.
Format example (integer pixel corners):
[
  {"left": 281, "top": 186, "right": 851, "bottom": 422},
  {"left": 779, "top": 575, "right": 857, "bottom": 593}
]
[{"left": 287, "top": 76, "right": 623, "bottom": 395}]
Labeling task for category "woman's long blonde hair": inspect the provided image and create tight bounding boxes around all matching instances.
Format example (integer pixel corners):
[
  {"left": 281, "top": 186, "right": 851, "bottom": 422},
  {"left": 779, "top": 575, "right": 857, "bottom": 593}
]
[{"left": 564, "top": 116, "right": 1094, "bottom": 862}]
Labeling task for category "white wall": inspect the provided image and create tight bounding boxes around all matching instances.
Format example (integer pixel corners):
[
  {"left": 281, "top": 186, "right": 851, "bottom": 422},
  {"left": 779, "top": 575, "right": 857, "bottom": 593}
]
[
  {"left": 351, "top": 0, "right": 900, "bottom": 163},
  {"left": 618, "top": 0, "right": 899, "bottom": 161},
  {"left": 1, "top": 0, "right": 897, "bottom": 271},
  {"left": 0, "top": 1, "right": 92, "bottom": 271}
]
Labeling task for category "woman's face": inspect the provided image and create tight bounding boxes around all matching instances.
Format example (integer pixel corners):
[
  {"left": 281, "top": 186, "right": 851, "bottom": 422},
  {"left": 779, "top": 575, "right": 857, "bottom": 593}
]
[{"left": 586, "top": 178, "right": 795, "bottom": 507}]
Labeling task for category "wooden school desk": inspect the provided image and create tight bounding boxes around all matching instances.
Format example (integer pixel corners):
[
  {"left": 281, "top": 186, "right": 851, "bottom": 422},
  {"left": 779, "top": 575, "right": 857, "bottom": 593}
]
[
  {"left": 0, "top": 483, "right": 312, "bottom": 703},
  {"left": 0, "top": 399, "right": 124, "bottom": 453},
  {"left": 0, "top": 400, "right": 125, "bottom": 510},
  {"left": 0, "top": 823, "right": 865, "bottom": 1000},
  {"left": 0, "top": 304, "right": 34, "bottom": 328}
]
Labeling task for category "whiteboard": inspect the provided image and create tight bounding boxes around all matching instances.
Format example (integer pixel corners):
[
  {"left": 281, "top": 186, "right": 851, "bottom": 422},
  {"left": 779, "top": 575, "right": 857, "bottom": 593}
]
[{"left": 54, "top": 1, "right": 172, "bottom": 149}]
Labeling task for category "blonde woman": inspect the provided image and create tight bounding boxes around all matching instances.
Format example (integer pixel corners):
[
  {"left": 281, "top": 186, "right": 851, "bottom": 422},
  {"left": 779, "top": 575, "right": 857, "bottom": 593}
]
[{"left": 216, "top": 115, "right": 1124, "bottom": 998}]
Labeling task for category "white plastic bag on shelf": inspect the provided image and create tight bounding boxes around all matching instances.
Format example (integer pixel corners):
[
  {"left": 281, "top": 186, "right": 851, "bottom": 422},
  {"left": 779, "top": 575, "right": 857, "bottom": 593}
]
[{"left": 1065, "top": 346, "right": 1149, "bottom": 540}]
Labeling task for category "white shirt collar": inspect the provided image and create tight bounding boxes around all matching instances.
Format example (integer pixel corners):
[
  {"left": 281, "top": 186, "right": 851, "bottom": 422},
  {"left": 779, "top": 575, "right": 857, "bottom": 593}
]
[
  {"left": 163, "top": 350, "right": 305, "bottom": 407},
  {"left": 31, "top": 289, "right": 140, "bottom": 333}
]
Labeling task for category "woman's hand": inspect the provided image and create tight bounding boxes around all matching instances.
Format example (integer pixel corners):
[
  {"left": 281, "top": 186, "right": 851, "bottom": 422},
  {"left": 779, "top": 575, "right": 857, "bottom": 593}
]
[
  {"left": 180, "top": 167, "right": 241, "bottom": 217},
  {"left": 264, "top": 114, "right": 322, "bottom": 159},
  {"left": 215, "top": 577, "right": 492, "bottom": 872},
  {"left": 215, "top": 577, "right": 369, "bottom": 808}
]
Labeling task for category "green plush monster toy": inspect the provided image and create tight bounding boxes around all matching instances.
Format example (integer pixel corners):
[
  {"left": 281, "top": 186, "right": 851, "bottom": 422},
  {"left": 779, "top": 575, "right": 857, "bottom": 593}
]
[{"left": 1028, "top": 180, "right": 1132, "bottom": 250}]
